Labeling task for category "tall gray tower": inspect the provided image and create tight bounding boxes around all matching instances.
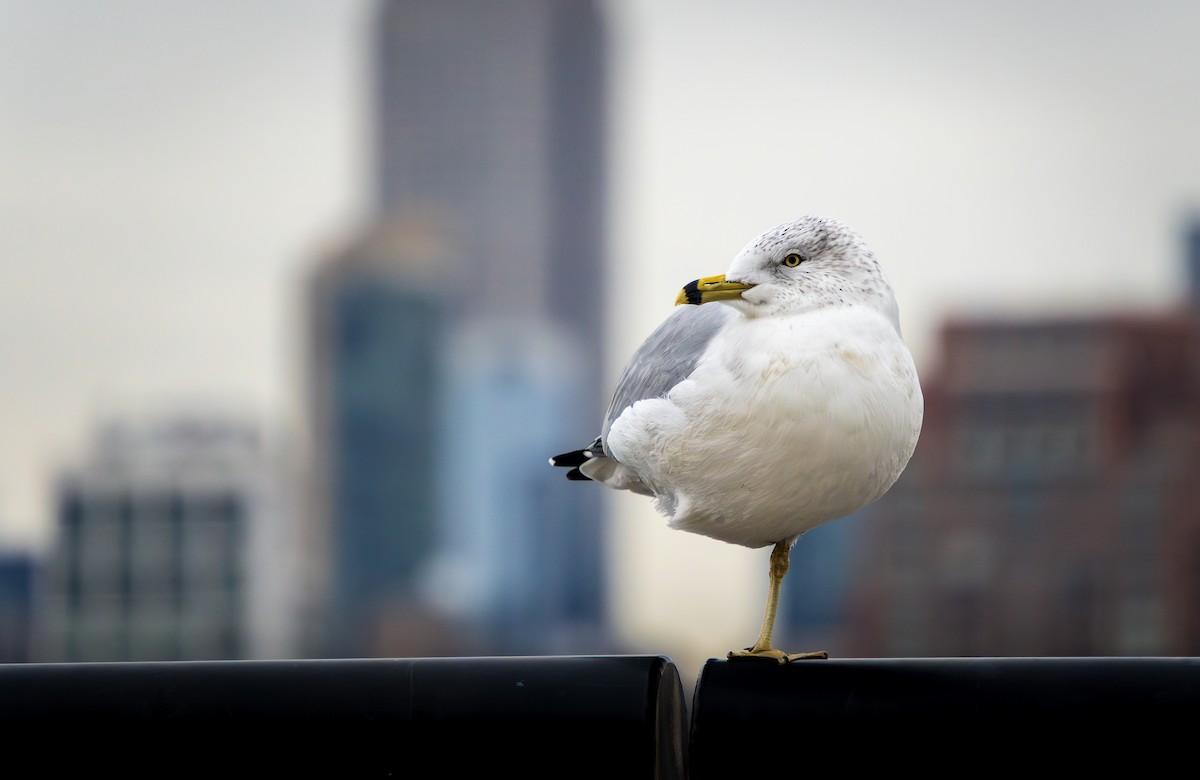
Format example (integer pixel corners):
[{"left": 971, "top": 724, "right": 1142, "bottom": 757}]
[
  {"left": 306, "top": 0, "right": 610, "bottom": 657},
  {"left": 374, "top": 0, "right": 607, "bottom": 343}
]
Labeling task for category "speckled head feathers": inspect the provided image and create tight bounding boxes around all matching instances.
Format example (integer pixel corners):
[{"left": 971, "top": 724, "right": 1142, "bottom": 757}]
[
  {"left": 723, "top": 215, "right": 900, "bottom": 329},
  {"left": 747, "top": 215, "right": 866, "bottom": 258}
]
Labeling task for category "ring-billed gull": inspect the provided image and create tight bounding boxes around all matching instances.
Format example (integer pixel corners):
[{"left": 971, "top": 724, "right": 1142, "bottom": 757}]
[{"left": 551, "top": 215, "right": 923, "bottom": 662}]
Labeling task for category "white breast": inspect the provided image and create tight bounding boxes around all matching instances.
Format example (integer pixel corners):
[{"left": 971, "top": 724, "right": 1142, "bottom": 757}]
[{"left": 606, "top": 306, "right": 923, "bottom": 549}]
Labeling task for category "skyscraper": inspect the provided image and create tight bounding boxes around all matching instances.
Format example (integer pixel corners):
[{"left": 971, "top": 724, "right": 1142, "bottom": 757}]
[
  {"left": 373, "top": 0, "right": 607, "bottom": 339},
  {"left": 0, "top": 549, "right": 34, "bottom": 662},
  {"left": 39, "top": 414, "right": 297, "bottom": 662},
  {"left": 306, "top": 220, "right": 451, "bottom": 655},
  {"left": 305, "top": 0, "right": 610, "bottom": 657}
]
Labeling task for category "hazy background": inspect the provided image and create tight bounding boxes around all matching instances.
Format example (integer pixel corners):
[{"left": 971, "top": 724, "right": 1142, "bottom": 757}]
[{"left": 4, "top": 0, "right": 1200, "bottom": 673}]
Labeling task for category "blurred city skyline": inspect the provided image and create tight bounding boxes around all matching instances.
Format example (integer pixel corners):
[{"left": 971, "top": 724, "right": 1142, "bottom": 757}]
[{"left": 5, "top": 0, "right": 1200, "bottom": 674}]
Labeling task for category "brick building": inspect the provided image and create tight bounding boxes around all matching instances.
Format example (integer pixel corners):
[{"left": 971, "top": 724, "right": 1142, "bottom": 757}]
[{"left": 846, "top": 313, "right": 1200, "bottom": 657}]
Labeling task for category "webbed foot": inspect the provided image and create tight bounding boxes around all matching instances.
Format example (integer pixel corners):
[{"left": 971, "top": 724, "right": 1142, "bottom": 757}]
[{"left": 727, "top": 647, "right": 829, "bottom": 664}]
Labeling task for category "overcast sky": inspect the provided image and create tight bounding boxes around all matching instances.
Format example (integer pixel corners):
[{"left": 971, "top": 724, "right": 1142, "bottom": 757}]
[
  {"left": 1, "top": 1, "right": 366, "bottom": 548},
  {"left": 4, "top": 0, "right": 1200, "bottom": 670}
]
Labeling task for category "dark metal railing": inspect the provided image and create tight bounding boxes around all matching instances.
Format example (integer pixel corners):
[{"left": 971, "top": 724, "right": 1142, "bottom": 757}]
[
  {"left": 689, "top": 656, "right": 1200, "bottom": 778},
  {"left": 3, "top": 654, "right": 1197, "bottom": 777},
  {"left": 0, "top": 654, "right": 685, "bottom": 778}
]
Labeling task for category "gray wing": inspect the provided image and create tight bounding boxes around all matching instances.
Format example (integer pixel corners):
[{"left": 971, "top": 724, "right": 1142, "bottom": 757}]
[{"left": 600, "top": 303, "right": 734, "bottom": 448}]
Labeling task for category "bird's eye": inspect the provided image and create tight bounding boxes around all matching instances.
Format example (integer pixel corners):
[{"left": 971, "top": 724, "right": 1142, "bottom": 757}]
[{"left": 782, "top": 253, "right": 805, "bottom": 268}]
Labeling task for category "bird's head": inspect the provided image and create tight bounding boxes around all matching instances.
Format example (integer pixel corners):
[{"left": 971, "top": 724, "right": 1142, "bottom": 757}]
[{"left": 676, "top": 215, "right": 900, "bottom": 329}]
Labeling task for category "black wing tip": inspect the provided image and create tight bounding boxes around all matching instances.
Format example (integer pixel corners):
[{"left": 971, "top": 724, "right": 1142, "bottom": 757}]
[
  {"left": 551, "top": 438, "right": 602, "bottom": 481},
  {"left": 550, "top": 449, "right": 588, "bottom": 468},
  {"left": 550, "top": 438, "right": 602, "bottom": 468}
]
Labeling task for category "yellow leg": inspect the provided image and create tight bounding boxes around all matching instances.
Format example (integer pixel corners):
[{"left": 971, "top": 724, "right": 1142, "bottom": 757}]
[{"left": 728, "top": 540, "right": 828, "bottom": 664}]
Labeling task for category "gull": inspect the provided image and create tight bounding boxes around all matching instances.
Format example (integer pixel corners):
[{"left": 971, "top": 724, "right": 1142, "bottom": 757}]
[{"left": 551, "top": 215, "right": 923, "bottom": 662}]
